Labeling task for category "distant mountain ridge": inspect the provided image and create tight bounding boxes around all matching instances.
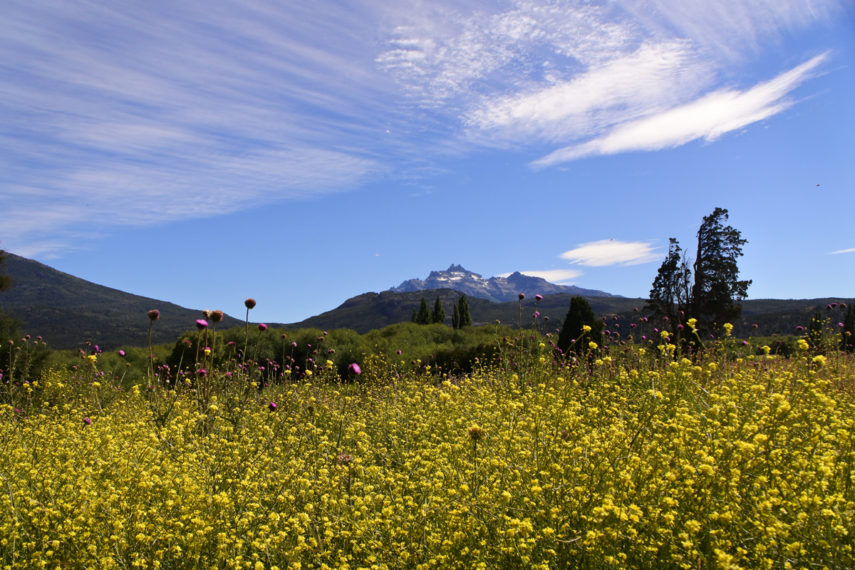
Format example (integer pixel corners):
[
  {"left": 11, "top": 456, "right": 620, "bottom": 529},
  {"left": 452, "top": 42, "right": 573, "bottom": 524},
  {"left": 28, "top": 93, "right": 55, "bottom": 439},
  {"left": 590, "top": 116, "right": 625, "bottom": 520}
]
[
  {"left": 3, "top": 253, "right": 852, "bottom": 347},
  {"left": 390, "top": 264, "right": 615, "bottom": 302},
  {"left": 0, "top": 253, "right": 242, "bottom": 349}
]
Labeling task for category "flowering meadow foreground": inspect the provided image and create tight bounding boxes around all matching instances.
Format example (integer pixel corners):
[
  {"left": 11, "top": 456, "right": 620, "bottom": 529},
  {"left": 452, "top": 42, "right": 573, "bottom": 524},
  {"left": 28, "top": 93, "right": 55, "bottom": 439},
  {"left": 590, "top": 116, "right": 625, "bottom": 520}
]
[{"left": 1, "top": 330, "right": 853, "bottom": 569}]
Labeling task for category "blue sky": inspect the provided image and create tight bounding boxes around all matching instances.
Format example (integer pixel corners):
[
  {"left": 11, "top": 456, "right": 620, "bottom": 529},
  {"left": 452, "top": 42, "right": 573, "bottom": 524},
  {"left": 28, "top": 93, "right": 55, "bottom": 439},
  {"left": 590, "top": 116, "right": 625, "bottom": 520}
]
[{"left": 2, "top": 0, "right": 854, "bottom": 324}]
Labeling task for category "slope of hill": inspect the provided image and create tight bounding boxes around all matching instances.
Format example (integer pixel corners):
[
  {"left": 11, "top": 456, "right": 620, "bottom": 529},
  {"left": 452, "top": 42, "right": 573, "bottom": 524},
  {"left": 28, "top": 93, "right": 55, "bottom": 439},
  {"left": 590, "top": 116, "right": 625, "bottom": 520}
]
[
  {"left": 291, "top": 289, "right": 853, "bottom": 337},
  {"left": 0, "top": 253, "right": 241, "bottom": 349},
  {"left": 391, "top": 264, "right": 614, "bottom": 302},
  {"left": 291, "top": 289, "right": 642, "bottom": 334}
]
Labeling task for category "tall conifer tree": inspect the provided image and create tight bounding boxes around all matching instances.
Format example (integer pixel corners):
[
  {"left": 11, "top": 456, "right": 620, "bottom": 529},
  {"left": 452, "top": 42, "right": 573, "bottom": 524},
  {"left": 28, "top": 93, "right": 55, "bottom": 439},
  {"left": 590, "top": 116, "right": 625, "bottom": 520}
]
[
  {"left": 457, "top": 295, "right": 472, "bottom": 328},
  {"left": 415, "top": 297, "right": 431, "bottom": 325},
  {"left": 557, "top": 296, "right": 602, "bottom": 354},
  {"left": 691, "top": 208, "right": 751, "bottom": 328},
  {"left": 432, "top": 296, "right": 445, "bottom": 324}
]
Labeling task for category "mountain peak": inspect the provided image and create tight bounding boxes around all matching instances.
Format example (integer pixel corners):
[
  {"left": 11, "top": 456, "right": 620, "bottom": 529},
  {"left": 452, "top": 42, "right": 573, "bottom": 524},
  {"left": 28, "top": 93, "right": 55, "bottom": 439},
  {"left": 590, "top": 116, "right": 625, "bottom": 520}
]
[{"left": 390, "top": 265, "right": 614, "bottom": 302}]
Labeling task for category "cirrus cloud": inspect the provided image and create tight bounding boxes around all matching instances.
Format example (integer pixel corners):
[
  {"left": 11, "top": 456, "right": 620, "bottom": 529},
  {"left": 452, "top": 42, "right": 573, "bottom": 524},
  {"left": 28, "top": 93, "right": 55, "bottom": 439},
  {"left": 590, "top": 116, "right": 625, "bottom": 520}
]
[
  {"left": 532, "top": 53, "right": 828, "bottom": 167},
  {"left": 516, "top": 269, "right": 583, "bottom": 283},
  {"left": 560, "top": 239, "right": 659, "bottom": 267}
]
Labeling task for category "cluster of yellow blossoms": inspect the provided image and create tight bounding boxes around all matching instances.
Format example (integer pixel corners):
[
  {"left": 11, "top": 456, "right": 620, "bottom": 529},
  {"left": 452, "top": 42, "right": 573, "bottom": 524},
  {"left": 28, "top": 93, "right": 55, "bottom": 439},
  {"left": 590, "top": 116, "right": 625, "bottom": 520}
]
[{"left": 0, "top": 347, "right": 852, "bottom": 568}]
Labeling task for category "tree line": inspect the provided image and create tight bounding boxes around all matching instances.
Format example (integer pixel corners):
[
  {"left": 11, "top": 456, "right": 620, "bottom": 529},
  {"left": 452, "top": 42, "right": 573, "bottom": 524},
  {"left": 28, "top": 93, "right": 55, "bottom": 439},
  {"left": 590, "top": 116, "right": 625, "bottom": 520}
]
[{"left": 412, "top": 294, "right": 471, "bottom": 329}]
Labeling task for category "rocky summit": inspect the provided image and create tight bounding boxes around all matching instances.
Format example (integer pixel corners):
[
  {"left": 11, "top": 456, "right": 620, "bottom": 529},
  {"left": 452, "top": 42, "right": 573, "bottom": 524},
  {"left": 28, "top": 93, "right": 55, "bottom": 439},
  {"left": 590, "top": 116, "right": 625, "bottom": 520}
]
[{"left": 389, "top": 264, "right": 615, "bottom": 303}]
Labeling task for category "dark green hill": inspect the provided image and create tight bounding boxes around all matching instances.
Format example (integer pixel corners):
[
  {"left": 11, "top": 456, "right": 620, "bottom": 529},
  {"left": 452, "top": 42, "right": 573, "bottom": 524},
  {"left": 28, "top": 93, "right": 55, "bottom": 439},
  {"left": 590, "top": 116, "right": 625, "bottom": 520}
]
[
  {"left": 0, "top": 253, "right": 241, "bottom": 350},
  {"left": 290, "top": 289, "right": 853, "bottom": 338},
  {"left": 290, "top": 289, "right": 644, "bottom": 334}
]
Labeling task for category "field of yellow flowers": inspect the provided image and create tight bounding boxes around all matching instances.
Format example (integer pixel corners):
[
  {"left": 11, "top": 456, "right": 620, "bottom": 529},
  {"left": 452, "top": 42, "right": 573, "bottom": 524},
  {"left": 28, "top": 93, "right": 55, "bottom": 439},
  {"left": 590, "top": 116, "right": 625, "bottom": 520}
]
[{"left": 1, "top": 342, "right": 853, "bottom": 569}]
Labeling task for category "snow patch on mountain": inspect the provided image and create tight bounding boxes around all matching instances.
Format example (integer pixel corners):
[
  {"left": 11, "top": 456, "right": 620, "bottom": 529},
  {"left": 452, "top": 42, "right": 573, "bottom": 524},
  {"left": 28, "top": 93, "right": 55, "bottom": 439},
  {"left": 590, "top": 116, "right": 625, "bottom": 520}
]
[{"left": 390, "top": 265, "right": 614, "bottom": 302}]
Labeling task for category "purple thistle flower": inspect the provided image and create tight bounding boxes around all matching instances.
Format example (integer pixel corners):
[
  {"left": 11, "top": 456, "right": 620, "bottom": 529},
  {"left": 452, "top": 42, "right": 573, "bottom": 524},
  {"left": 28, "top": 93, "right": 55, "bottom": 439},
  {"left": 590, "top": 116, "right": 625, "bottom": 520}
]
[
  {"left": 196, "top": 319, "right": 208, "bottom": 330},
  {"left": 349, "top": 363, "right": 362, "bottom": 376},
  {"left": 535, "top": 294, "right": 543, "bottom": 301},
  {"left": 83, "top": 417, "right": 92, "bottom": 426},
  {"left": 268, "top": 401, "right": 278, "bottom": 412},
  {"left": 258, "top": 323, "right": 268, "bottom": 331},
  {"left": 118, "top": 350, "right": 126, "bottom": 357},
  {"left": 796, "top": 325, "right": 805, "bottom": 332}
]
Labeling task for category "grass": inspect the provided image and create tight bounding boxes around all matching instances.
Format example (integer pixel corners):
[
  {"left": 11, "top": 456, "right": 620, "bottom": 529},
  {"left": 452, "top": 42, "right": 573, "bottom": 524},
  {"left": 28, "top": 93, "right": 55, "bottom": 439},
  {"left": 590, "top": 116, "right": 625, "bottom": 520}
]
[{"left": 0, "top": 326, "right": 853, "bottom": 569}]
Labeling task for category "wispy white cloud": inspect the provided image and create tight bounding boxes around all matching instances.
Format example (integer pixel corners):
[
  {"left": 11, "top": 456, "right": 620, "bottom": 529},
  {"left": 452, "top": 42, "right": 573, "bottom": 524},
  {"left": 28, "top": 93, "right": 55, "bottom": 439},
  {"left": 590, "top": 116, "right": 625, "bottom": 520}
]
[
  {"left": 0, "top": 0, "right": 400, "bottom": 253},
  {"left": 829, "top": 248, "right": 855, "bottom": 255},
  {"left": 465, "top": 41, "right": 713, "bottom": 143},
  {"left": 515, "top": 269, "right": 583, "bottom": 283},
  {"left": 560, "top": 239, "right": 659, "bottom": 267},
  {"left": 533, "top": 53, "right": 828, "bottom": 167},
  {"left": 0, "top": 0, "right": 845, "bottom": 256},
  {"left": 619, "top": 0, "right": 843, "bottom": 62}
]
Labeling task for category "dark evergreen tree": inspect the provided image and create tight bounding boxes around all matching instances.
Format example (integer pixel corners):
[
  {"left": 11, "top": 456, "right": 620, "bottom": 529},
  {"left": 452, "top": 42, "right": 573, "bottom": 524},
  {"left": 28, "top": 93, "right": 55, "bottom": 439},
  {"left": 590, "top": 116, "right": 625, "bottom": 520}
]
[
  {"left": 432, "top": 296, "right": 446, "bottom": 324},
  {"left": 557, "top": 296, "right": 602, "bottom": 354},
  {"left": 415, "top": 297, "right": 431, "bottom": 325},
  {"left": 457, "top": 295, "right": 472, "bottom": 328},
  {"left": 690, "top": 208, "right": 751, "bottom": 329},
  {"left": 647, "top": 238, "right": 691, "bottom": 325},
  {"left": 452, "top": 304, "right": 460, "bottom": 329}
]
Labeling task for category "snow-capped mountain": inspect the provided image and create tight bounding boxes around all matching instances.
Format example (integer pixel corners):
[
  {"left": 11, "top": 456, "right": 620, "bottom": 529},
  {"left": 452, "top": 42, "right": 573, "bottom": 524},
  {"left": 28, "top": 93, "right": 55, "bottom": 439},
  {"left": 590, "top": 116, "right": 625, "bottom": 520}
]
[{"left": 389, "top": 264, "right": 614, "bottom": 302}]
